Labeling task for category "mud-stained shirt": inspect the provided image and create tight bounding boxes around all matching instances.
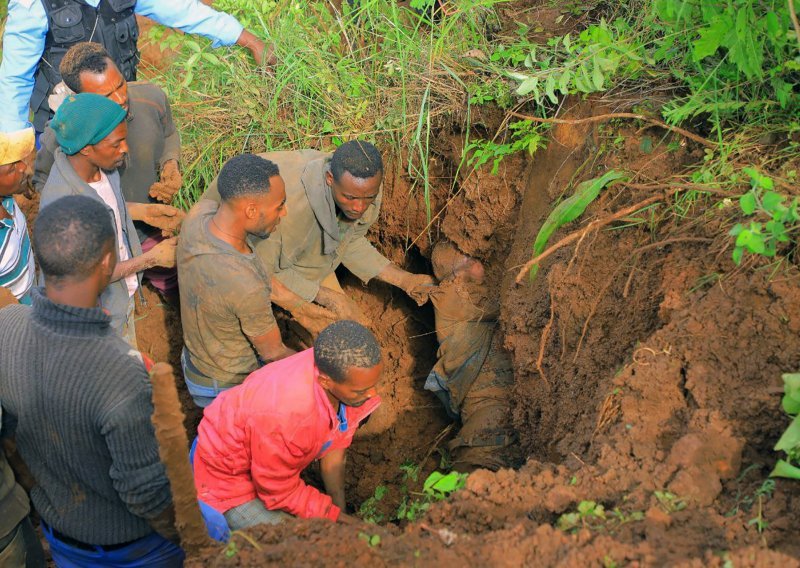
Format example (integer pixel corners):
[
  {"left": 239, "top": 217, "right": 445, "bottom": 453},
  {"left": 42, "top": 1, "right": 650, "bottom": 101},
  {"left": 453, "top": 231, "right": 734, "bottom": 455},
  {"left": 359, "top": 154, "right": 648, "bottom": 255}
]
[
  {"left": 177, "top": 199, "right": 276, "bottom": 387},
  {"left": 203, "top": 150, "right": 391, "bottom": 301}
]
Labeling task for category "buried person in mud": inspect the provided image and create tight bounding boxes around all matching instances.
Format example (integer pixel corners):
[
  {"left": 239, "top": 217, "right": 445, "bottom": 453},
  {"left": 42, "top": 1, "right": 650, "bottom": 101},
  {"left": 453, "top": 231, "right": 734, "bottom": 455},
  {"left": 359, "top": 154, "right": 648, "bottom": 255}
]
[
  {"left": 203, "top": 140, "right": 436, "bottom": 333},
  {"left": 40, "top": 93, "right": 181, "bottom": 346},
  {"left": 193, "top": 320, "right": 382, "bottom": 531},
  {"left": 34, "top": 42, "right": 184, "bottom": 301},
  {"left": 0, "top": 195, "right": 183, "bottom": 566},
  {"left": 426, "top": 242, "right": 520, "bottom": 472}
]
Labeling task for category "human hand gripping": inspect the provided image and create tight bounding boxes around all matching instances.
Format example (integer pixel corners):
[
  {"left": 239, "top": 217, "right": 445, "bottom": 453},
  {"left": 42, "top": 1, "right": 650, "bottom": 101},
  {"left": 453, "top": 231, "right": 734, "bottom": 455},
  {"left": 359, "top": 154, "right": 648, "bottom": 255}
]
[
  {"left": 139, "top": 204, "right": 186, "bottom": 237},
  {"left": 146, "top": 237, "right": 178, "bottom": 269},
  {"left": 148, "top": 160, "right": 182, "bottom": 204},
  {"left": 291, "top": 301, "right": 338, "bottom": 338},
  {"left": 402, "top": 273, "right": 437, "bottom": 306}
]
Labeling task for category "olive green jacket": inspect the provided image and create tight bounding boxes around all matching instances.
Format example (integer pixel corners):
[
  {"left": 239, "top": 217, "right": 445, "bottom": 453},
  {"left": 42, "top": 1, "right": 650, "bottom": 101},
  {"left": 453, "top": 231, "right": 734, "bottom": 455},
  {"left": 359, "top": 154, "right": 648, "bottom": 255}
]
[{"left": 204, "top": 150, "right": 390, "bottom": 301}]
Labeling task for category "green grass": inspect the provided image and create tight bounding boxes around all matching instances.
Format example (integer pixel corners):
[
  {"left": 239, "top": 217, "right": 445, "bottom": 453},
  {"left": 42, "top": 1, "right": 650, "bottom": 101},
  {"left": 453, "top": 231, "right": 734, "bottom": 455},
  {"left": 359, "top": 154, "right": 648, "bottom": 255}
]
[{"left": 140, "top": 0, "right": 503, "bottom": 207}]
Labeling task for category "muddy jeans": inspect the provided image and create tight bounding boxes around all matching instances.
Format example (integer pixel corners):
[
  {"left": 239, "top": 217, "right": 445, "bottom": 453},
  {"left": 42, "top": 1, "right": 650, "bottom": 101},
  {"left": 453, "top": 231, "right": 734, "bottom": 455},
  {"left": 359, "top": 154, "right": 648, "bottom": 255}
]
[{"left": 223, "top": 499, "right": 291, "bottom": 530}]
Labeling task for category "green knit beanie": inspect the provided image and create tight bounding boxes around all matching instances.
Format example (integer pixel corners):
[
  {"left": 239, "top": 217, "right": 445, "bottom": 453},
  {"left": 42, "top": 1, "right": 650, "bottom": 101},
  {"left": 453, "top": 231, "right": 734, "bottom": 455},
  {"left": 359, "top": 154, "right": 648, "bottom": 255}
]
[{"left": 51, "top": 93, "right": 127, "bottom": 156}]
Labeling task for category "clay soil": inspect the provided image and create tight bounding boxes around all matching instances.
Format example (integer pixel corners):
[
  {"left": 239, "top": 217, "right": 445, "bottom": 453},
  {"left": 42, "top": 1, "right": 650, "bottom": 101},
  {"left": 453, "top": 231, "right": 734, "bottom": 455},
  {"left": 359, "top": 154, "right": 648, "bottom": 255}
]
[
  {"left": 82, "top": 6, "right": 800, "bottom": 566},
  {"left": 178, "top": 100, "right": 800, "bottom": 564}
]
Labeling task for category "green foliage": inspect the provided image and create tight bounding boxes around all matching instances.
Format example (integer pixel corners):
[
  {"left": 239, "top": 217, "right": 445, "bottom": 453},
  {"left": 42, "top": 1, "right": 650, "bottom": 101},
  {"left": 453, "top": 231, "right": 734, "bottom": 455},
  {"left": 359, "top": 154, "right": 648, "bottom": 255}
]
[
  {"left": 729, "top": 169, "right": 800, "bottom": 265},
  {"left": 466, "top": 120, "right": 549, "bottom": 174},
  {"left": 141, "top": 0, "right": 502, "bottom": 205},
  {"left": 653, "top": 490, "right": 687, "bottom": 513},
  {"left": 395, "top": 471, "right": 468, "bottom": 522},
  {"left": 358, "top": 485, "right": 388, "bottom": 524},
  {"left": 771, "top": 373, "right": 800, "bottom": 480},
  {"left": 528, "top": 170, "right": 629, "bottom": 279},
  {"left": 358, "top": 532, "right": 382, "bottom": 547},
  {"left": 557, "top": 500, "right": 645, "bottom": 533}
]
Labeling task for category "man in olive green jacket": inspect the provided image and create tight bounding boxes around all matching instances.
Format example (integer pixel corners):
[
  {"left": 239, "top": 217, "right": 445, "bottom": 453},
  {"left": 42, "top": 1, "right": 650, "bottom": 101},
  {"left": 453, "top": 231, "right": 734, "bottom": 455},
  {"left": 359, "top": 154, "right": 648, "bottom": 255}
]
[{"left": 204, "top": 141, "right": 434, "bottom": 329}]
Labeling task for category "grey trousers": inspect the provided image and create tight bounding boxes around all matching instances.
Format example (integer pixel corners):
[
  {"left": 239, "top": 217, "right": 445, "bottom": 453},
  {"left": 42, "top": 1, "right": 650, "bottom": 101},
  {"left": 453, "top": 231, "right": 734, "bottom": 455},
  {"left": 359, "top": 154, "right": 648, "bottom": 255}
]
[{"left": 224, "top": 499, "right": 291, "bottom": 530}]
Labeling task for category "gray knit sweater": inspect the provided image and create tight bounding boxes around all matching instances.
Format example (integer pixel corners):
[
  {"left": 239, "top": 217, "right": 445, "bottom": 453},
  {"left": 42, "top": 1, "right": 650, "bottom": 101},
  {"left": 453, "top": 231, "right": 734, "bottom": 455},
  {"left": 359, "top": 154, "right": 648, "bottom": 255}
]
[{"left": 0, "top": 288, "right": 172, "bottom": 545}]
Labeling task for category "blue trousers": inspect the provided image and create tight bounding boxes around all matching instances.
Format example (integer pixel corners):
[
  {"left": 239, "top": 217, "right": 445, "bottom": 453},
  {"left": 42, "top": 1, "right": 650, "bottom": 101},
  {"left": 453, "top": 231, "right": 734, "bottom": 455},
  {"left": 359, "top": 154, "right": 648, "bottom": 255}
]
[{"left": 43, "top": 524, "right": 184, "bottom": 568}]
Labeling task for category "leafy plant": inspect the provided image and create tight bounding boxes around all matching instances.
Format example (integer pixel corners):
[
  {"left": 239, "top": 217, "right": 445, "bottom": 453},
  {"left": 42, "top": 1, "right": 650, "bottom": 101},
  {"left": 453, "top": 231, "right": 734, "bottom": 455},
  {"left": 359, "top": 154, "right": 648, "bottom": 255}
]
[
  {"left": 557, "top": 500, "right": 606, "bottom": 532},
  {"left": 729, "top": 168, "right": 800, "bottom": 265},
  {"left": 528, "top": 170, "right": 629, "bottom": 279},
  {"left": 395, "top": 471, "right": 468, "bottom": 521},
  {"left": 466, "top": 120, "right": 549, "bottom": 174},
  {"left": 770, "top": 373, "right": 800, "bottom": 480},
  {"left": 358, "top": 532, "right": 382, "bottom": 547},
  {"left": 358, "top": 485, "right": 388, "bottom": 524},
  {"left": 654, "top": 490, "right": 687, "bottom": 513}
]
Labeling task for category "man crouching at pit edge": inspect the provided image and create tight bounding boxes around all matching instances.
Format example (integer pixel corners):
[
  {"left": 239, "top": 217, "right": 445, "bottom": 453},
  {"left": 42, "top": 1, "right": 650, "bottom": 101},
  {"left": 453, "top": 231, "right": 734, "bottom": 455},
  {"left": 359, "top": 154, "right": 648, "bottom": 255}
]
[{"left": 193, "top": 320, "right": 382, "bottom": 528}]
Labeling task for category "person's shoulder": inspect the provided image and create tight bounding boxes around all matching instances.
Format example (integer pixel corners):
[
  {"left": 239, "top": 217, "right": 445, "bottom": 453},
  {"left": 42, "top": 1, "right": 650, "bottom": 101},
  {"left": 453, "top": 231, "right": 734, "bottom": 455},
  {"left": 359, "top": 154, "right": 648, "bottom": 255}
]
[
  {"left": 128, "top": 82, "right": 169, "bottom": 113},
  {"left": 0, "top": 303, "right": 30, "bottom": 326}
]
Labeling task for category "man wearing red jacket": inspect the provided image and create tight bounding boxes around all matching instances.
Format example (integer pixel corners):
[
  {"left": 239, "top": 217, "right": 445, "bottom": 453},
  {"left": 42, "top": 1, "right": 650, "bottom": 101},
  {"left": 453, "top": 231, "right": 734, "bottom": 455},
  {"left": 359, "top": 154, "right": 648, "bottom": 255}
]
[{"left": 194, "top": 320, "right": 382, "bottom": 527}]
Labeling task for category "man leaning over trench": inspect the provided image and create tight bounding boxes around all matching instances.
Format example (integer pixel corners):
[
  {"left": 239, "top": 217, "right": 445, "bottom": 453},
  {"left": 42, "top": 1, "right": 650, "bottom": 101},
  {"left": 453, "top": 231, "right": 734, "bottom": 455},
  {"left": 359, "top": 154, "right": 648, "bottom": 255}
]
[
  {"left": 204, "top": 140, "right": 436, "bottom": 331},
  {"left": 193, "top": 320, "right": 382, "bottom": 528},
  {"left": 34, "top": 42, "right": 183, "bottom": 300},
  {"left": 0, "top": 195, "right": 182, "bottom": 566},
  {"left": 41, "top": 93, "right": 179, "bottom": 345},
  {"left": 178, "top": 154, "right": 297, "bottom": 407}
]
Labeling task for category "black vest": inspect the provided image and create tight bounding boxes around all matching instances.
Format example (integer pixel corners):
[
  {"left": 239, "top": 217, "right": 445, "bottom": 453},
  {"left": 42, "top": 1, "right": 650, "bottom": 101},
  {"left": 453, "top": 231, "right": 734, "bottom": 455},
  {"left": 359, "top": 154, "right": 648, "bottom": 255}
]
[{"left": 31, "top": 0, "right": 140, "bottom": 131}]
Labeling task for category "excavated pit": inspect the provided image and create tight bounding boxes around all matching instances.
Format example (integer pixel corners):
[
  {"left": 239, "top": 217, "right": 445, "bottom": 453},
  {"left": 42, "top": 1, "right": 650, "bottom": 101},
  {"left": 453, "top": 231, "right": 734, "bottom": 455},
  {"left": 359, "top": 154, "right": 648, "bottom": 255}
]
[{"left": 125, "top": 96, "right": 800, "bottom": 565}]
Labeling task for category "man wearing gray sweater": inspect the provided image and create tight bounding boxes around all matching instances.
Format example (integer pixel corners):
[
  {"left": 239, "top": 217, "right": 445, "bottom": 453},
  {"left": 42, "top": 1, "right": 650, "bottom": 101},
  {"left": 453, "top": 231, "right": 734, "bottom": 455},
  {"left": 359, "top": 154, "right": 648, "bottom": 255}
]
[{"left": 0, "top": 195, "right": 182, "bottom": 566}]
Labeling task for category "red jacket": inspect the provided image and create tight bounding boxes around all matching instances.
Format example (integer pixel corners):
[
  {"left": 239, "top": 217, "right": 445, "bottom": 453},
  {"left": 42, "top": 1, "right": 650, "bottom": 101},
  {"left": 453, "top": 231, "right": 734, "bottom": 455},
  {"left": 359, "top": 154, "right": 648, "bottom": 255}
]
[{"left": 193, "top": 348, "right": 380, "bottom": 520}]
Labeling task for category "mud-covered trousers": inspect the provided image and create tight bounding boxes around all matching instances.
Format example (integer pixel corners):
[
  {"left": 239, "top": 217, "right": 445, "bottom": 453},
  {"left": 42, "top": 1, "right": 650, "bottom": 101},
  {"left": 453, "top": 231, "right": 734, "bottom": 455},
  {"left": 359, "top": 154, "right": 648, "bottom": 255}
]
[{"left": 42, "top": 523, "right": 183, "bottom": 568}]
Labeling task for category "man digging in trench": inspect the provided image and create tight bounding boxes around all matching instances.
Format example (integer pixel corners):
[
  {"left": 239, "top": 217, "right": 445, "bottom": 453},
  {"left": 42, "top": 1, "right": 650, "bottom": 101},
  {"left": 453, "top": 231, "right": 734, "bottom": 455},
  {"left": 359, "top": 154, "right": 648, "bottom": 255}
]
[
  {"left": 426, "top": 241, "right": 520, "bottom": 471},
  {"left": 193, "top": 320, "right": 382, "bottom": 529},
  {"left": 203, "top": 140, "right": 436, "bottom": 335}
]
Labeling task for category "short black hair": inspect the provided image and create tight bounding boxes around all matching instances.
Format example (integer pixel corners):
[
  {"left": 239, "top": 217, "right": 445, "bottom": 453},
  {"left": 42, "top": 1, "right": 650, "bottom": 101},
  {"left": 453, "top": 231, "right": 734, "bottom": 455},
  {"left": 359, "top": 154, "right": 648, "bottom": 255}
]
[
  {"left": 217, "top": 154, "right": 280, "bottom": 202},
  {"left": 33, "top": 195, "right": 115, "bottom": 281},
  {"left": 60, "top": 42, "right": 113, "bottom": 93},
  {"left": 314, "top": 320, "right": 381, "bottom": 383},
  {"left": 330, "top": 141, "right": 383, "bottom": 182}
]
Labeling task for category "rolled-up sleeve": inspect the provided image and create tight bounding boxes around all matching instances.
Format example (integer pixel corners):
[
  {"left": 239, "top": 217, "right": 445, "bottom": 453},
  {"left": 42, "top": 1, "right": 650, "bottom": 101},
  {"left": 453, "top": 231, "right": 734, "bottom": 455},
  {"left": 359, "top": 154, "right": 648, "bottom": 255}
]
[
  {"left": 134, "top": 0, "right": 245, "bottom": 48},
  {"left": 0, "top": 1, "right": 48, "bottom": 132}
]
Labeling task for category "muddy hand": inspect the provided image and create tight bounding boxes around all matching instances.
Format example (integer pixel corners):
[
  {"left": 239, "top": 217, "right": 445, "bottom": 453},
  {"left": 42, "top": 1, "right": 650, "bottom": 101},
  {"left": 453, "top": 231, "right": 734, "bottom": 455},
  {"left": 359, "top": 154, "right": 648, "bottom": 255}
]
[
  {"left": 147, "top": 237, "right": 178, "bottom": 269},
  {"left": 292, "top": 301, "right": 338, "bottom": 337},
  {"left": 404, "top": 274, "right": 437, "bottom": 306},
  {"left": 149, "top": 160, "right": 182, "bottom": 204},
  {"left": 142, "top": 204, "right": 186, "bottom": 236}
]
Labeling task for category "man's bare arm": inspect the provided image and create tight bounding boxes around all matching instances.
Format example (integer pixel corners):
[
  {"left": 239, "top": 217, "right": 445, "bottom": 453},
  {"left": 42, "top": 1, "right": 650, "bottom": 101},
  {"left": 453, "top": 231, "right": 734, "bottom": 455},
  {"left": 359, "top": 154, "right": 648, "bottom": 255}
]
[
  {"left": 320, "top": 447, "right": 347, "bottom": 512},
  {"left": 249, "top": 326, "right": 295, "bottom": 364}
]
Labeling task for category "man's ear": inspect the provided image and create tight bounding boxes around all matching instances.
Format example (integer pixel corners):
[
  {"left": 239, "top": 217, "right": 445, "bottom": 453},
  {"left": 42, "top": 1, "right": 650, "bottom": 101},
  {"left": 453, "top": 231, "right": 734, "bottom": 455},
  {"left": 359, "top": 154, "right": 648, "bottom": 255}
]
[
  {"left": 325, "top": 170, "right": 334, "bottom": 187},
  {"left": 244, "top": 200, "right": 258, "bottom": 220},
  {"left": 101, "top": 247, "right": 115, "bottom": 277},
  {"left": 317, "top": 372, "right": 333, "bottom": 390},
  {"left": 79, "top": 146, "right": 92, "bottom": 158}
]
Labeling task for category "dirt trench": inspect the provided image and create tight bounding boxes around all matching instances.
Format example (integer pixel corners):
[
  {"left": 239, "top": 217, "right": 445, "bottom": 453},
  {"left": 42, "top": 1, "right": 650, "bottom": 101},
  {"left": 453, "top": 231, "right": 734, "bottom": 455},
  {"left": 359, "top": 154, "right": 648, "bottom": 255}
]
[{"left": 154, "top": 91, "right": 800, "bottom": 565}]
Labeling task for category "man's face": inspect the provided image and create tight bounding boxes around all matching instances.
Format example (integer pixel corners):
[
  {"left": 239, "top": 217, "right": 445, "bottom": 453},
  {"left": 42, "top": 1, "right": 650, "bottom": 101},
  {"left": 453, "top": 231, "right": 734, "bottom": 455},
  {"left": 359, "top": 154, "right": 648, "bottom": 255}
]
[
  {"left": 323, "top": 362, "right": 383, "bottom": 408},
  {"left": 0, "top": 149, "right": 34, "bottom": 197},
  {"left": 246, "top": 175, "right": 287, "bottom": 239},
  {"left": 79, "top": 60, "right": 129, "bottom": 112},
  {"left": 327, "top": 170, "right": 382, "bottom": 221},
  {"left": 85, "top": 121, "right": 129, "bottom": 171}
]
